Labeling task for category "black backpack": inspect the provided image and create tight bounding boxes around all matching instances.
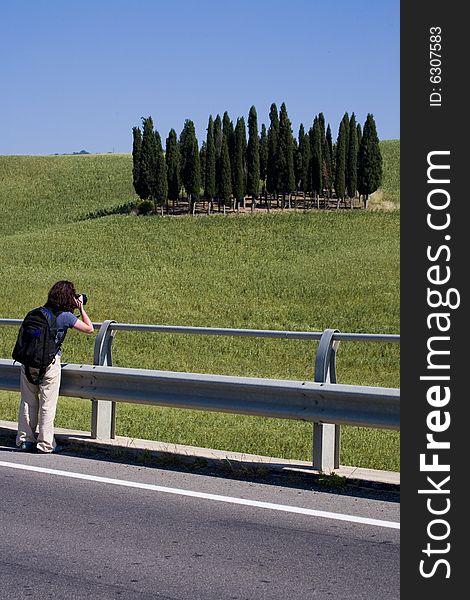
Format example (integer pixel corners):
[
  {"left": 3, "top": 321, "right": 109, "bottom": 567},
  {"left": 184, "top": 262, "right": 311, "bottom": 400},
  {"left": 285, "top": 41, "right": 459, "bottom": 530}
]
[{"left": 12, "top": 307, "right": 59, "bottom": 385}]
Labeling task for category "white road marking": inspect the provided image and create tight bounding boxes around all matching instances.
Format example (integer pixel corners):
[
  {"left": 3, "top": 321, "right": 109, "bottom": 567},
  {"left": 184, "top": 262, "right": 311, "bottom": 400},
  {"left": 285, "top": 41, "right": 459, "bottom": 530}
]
[{"left": 0, "top": 460, "right": 399, "bottom": 529}]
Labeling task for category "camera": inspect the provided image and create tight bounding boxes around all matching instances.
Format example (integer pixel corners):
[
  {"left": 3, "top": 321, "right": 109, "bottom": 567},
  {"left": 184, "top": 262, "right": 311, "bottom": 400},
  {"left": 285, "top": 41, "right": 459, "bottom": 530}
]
[{"left": 76, "top": 293, "right": 88, "bottom": 306}]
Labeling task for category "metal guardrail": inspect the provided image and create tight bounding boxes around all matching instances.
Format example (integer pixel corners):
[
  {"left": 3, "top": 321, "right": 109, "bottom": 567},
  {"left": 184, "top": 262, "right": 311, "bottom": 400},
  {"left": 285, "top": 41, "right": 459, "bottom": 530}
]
[
  {"left": 0, "top": 319, "right": 400, "bottom": 344},
  {"left": 0, "top": 318, "right": 399, "bottom": 471},
  {"left": 0, "top": 359, "right": 399, "bottom": 424}
]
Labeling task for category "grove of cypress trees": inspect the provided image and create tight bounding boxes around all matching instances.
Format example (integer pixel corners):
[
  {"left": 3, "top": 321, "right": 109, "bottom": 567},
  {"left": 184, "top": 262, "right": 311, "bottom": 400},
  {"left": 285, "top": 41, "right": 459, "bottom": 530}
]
[
  {"left": 132, "top": 126, "right": 145, "bottom": 200},
  {"left": 357, "top": 113, "right": 383, "bottom": 208},
  {"left": 133, "top": 106, "right": 380, "bottom": 215},
  {"left": 166, "top": 128, "right": 181, "bottom": 209},
  {"left": 246, "top": 106, "right": 260, "bottom": 209},
  {"left": 346, "top": 113, "right": 358, "bottom": 204},
  {"left": 179, "top": 119, "right": 201, "bottom": 211},
  {"left": 334, "top": 119, "right": 347, "bottom": 205},
  {"left": 204, "top": 115, "right": 216, "bottom": 212}
]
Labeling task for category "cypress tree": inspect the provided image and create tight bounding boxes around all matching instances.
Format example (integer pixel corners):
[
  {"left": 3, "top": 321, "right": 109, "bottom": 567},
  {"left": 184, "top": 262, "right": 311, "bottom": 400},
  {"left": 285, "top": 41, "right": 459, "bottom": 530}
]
[
  {"left": 298, "top": 124, "right": 310, "bottom": 194},
  {"left": 246, "top": 105, "right": 260, "bottom": 208},
  {"left": 342, "top": 112, "right": 350, "bottom": 157},
  {"left": 222, "top": 111, "right": 234, "bottom": 139},
  {"left": 140, "top": 116, "right": 158, "bottom": 203},
  {"left": 357, "top": 113, "right": 383, "bottom": 208},
  {"left": 356, "top": 122, "right": 362, "bottom": 193},
  {"left": 310, "top": 117, "right": 323, "bottom": 204},
  {"left": 326, "top": 124, "right": 334, "bottom": 168},
  {"left": 277, "top": 102, "right": 295, "bottom": 204},
  {"left": 132, "top": 126, "right": 145, "bottom": 199},
  {"left": 294, "top": 125, "right": 303, "bottom": 190},
  {"left": 322, "top": 135, "right": 333, "bottom": 199},
  {"left": 356, "top": 123, "right": 362, "bottom": 151},
  {"left": 318, "top": 113, "right": 330, "bottom": 194},
  {"left": 292, "top": 135, "right": 299, "bottom": 184},
  {"left": 204, "top": 115, "right": 216, "bottom": 209},
  {"left": 341, "top": 113, "right": 350, "bottom": 197},
  {"left": 326, "top": 124, "right": 334, "bottom": 192},
  {"left": 154, "top": 130, "right": 168, "bottom": 211},
  {"left": 306, "top": 126, "right": 313, "bottom": 198},
  {"left": 199, "top": 141, "right": 206, "bottom": 196},
  {"left": 334, "top": 119, "right": 347, "bottom": 205},
  {"left": 266, "top": 103, "right": 279, "bottom": 197},
  {"left": 166, "top": 128, "right": 181, "bottom": 205},
  {"left": 241, "top": 115, "right": 247, "bottom": 184},
  {"left": 318, "top": 112, "right": 326, "bottom": 150},
  {"left": 219, "top": 134, "right": 232, "bottom": 206},
  {"left": 214, "top": 114, "right": 223, "bottom": 161},
  {"left": 233, "top": 117, "right": 247, "bottom": 208},
  {"left": 259, "top": 123, "right": 268, "bottom": 196},
  {"left": 346, "top": 113, "right": 358, "bottom": 203},
  {"left": 319, "top": 115, "right": 331, "bottom": 199},
  {"left": 180, "top": 119, "right": 201, "bottom": 210},
  {"left": 222, "top": 112, "right": 235, "bottom": 189},
  {"left": 214, "top": 114, "right": 223, "bottom": 207}
]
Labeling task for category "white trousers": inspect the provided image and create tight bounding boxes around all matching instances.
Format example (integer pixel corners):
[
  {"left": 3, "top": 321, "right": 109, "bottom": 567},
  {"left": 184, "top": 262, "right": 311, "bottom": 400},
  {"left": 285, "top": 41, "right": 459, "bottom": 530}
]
[{"left": 16, "top": 355, "right": 61, "bottom": 453}]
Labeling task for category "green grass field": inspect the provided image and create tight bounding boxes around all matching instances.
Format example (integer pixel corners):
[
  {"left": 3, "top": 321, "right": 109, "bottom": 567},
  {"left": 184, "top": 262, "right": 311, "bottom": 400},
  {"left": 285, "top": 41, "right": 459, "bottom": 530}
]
[{"left": 0, "top": 141, "right": 400, "bottom": 470}]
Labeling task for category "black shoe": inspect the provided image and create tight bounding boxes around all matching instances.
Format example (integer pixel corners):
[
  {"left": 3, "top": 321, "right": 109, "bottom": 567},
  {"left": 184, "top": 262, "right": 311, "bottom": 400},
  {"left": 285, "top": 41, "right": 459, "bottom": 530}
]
[{"left": 18, "top": 441, "right": 36, "bottom": 452}]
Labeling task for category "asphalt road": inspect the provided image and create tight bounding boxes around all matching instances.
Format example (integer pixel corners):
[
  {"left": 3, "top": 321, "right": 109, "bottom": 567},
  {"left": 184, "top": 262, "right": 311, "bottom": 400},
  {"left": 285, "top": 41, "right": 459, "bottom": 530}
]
[{"left": 0, "top": 444, "right": 399, "bottom": 600}]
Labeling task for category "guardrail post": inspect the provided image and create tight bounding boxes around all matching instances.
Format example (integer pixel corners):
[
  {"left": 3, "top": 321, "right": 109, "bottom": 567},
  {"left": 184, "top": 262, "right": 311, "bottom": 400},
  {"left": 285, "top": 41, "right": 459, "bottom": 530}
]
[
  {"left": 91, "top": 320, "right": 116, "bottom": 440},
  {"left": 313, "top": 329, "right": 341, "bottom": 472}
]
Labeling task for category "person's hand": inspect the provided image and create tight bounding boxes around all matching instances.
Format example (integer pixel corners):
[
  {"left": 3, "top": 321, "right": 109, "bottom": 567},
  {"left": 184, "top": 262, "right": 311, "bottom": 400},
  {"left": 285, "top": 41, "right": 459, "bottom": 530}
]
[{"left": 75, "top": 295, "right": 84, "bottom": 311}]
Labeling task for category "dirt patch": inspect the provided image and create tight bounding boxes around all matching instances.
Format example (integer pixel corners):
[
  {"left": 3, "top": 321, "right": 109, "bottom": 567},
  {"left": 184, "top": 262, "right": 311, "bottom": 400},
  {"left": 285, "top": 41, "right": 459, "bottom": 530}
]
[{"left": 368, "top": 190, "right": 400, "bottom": 211}]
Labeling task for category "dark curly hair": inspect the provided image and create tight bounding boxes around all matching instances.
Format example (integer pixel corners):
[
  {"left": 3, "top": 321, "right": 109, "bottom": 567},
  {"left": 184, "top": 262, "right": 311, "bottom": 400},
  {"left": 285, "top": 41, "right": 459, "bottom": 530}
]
[{"left": 45, "top": 280, "right": 77, "bottom": 313}]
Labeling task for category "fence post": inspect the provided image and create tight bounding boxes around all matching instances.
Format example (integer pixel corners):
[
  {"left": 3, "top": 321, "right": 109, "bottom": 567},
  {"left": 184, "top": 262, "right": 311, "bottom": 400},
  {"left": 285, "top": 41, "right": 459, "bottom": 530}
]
[
  {"left": 313, "top": 329, "right": 341, "bottom": 472},
  {"left": 91, "top": 320, "right": 116, "bottom": 440}
]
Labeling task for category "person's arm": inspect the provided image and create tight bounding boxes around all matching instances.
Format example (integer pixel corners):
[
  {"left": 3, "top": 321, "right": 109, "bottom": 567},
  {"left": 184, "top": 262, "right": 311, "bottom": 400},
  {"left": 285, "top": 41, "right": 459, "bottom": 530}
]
[{"left": 73, "top": 295, "right": 94, "bottom": 334}]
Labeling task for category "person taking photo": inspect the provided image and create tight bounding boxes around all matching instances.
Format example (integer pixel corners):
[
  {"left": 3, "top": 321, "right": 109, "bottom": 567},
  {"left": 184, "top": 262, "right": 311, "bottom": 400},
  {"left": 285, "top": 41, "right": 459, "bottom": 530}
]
[{"left": 15, "top": 280, "right": 94, "bottom": 454}]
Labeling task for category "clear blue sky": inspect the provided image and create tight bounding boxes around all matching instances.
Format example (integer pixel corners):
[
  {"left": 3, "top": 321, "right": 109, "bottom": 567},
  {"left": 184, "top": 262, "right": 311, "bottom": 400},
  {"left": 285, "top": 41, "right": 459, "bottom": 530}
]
[{"left": 0, "top": 0, "right": 399, "bottom": 155}]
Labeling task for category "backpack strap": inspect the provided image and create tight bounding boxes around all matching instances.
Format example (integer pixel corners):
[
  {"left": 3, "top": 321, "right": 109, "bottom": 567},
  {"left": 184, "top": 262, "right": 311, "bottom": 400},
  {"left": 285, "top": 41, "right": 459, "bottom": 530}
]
[
  {"left": 40, "top": 306, "right": 56, "bottom": 325},
  {"left": 41, "top": 305, "right": 61, "bottom": 354}
]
